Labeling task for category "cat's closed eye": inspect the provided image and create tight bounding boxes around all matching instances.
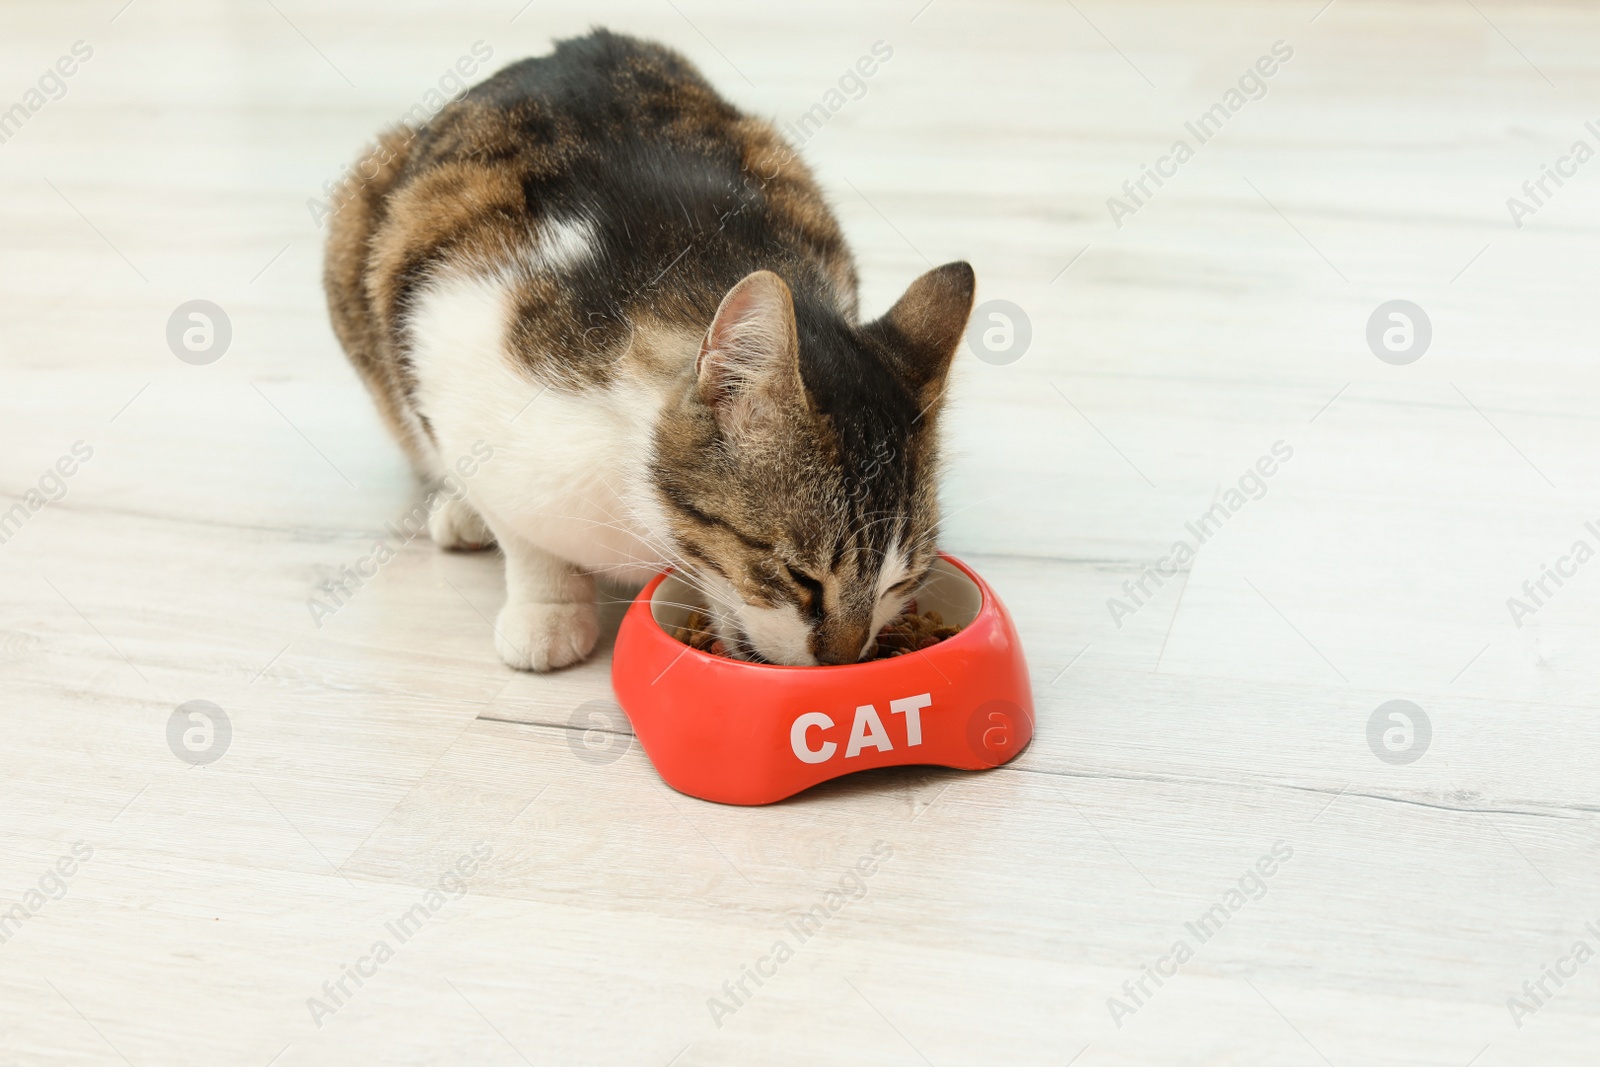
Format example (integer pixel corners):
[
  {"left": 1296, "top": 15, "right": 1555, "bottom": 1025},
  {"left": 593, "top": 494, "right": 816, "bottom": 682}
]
[
  {"left": 782, "top": 564, "right": 824, "bottom": 613},
  {"left": 885, "top": 576, "right": 918, "bottom": 598},
  {"left": 783, "top": 564, "right": 823, "bottom": 595}
]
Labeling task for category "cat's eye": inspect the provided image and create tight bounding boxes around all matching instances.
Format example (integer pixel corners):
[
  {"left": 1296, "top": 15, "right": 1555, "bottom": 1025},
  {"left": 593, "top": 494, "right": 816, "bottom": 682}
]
[
  {"left": 884, "top": 576, "right": 919, "bottom": 599},
  {"left": 785, "top": 565, "right": 824, "bottom": 595}
]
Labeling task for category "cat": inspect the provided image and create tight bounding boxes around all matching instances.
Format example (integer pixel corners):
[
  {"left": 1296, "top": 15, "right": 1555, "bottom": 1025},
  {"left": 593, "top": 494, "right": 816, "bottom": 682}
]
[{"left": 324, "top": 29, "right": 975, "bottom": 670}]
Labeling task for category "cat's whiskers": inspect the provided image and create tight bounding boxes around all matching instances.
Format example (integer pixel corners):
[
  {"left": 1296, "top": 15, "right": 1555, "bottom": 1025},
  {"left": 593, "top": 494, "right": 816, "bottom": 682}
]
[
  {"left": 566, "top": 512, "right": 734, "bottom": 617},
  {"left": 480, "top": 493, "right": 731, "bottom": 612},
  {"left": 575, "top": 482, "right": 740, "bottom": 609}
]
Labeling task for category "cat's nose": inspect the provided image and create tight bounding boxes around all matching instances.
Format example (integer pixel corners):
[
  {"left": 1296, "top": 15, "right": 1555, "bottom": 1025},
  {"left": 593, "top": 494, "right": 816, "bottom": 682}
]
[{"left": 812, "top": 620, "right": 873, "bottom": 665}]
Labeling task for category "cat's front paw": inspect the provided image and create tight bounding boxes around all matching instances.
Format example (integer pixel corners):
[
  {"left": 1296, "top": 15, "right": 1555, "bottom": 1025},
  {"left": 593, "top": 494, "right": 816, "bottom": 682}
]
[
  {"left": 429, "top": 496, "right": 495, "bottom": 551},
  {"left": 494, "top": 599, "right": 599, "bottom": 671}
]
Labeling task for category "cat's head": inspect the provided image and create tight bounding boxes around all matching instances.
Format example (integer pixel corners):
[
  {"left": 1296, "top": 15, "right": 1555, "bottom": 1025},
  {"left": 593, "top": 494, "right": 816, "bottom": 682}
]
[{"left": 652, "top": 262, "right": 975, "bottom": 665}]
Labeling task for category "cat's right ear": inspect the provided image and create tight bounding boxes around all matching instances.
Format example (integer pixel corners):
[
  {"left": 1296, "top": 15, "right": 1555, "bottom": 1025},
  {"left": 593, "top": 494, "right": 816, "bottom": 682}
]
[
  {"left": 873, "top": 261, "right": 976, "bottom": 412},
  {"left": 696, "top": 270, "right": 805, "bottom": 440}
]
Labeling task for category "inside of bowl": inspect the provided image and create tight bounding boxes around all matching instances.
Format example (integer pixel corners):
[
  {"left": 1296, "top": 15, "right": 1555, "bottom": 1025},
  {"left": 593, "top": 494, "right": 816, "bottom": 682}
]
[
  {"left": 648, "top": 572, "right": 703, "bottom": 634},
  {"left": 647, "top": 557, "right": 983, "bottom": 636},
  {"left": 907, "top": 557, "right": 983, "bottom": 628}
]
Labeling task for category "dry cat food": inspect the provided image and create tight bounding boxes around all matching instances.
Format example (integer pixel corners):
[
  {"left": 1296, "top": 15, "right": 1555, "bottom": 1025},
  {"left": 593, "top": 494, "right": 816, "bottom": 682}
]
[
  {"left": 674, "top": 607, "right": 960, "bottom": 662},
  {"left": 871, "top": 610, "right": 960, "bottom": 657}
]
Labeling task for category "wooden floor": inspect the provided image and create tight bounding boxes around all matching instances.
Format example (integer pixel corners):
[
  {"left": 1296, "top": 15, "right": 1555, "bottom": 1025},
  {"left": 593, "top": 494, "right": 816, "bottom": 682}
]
[{"left": 4, "top": 0, "right": 1599, "bottom": 1062}]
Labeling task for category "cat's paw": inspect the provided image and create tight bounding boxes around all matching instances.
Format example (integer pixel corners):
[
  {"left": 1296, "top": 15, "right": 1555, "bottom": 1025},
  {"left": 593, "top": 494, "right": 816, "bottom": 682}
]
[
  {"left": 494, "top": 599, "right": 599, "bottom": 671},
  {"left": 429, "top": 496, "right": 495, "bottom": 551}
]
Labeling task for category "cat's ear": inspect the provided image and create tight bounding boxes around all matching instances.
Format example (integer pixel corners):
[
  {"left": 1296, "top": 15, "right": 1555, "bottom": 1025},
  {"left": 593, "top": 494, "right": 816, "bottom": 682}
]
[
  {"left": 696, "top": 270, "right": 805, "bottom": 439},
  {"left": 874, "top": 261, "right": 976, "bottom": 411}
]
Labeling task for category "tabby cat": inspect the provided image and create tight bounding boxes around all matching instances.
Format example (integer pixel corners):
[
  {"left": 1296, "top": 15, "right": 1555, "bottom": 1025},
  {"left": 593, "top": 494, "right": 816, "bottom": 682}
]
[{"left": 324, "top": 29, "right": 975, "bottom": 670}]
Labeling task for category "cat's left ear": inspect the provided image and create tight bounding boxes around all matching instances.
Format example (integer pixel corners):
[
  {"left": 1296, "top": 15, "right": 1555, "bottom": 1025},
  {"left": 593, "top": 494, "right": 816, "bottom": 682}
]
[
  {"left": 696, "top": 270, "right": 807, "bottom": 441},
  {"left": 872, "top": 261, "right": 976, "bottom": 411}
]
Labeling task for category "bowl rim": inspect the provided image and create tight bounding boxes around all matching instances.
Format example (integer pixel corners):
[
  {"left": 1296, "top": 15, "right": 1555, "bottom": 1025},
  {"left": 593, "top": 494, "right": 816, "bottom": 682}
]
[{"left": 637, "top": 552, "right": 992, "bottom": 675}]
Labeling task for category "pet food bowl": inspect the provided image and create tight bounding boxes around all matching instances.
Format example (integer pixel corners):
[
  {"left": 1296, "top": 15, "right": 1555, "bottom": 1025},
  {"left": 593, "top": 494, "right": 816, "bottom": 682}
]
[{"left": 610, "top": 554, "right": 1033, "bottom": 805}]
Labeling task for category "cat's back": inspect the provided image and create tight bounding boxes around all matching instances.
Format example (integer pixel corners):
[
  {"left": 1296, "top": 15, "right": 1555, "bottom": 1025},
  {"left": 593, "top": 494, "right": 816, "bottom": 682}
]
[
  {"left": 457, "top": 29, "right": 728, "bottom": 133},
  {"left": 325, "top": 28, "right": 857, "bottom": 472},
  {"left": 404, "top": 28, "right": 767, "bottom": 266}
]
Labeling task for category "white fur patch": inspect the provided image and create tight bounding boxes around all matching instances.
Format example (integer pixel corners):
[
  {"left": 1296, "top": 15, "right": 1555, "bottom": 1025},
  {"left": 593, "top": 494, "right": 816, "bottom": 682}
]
[
  {"left": 523, "top": 214, "right": 597, "bottom": 274},
  {"left": 737, "top": 599, "right": 815, "bottom": 666},
  {"left": 867, "top": 538, "right": 914, "bottom": 645},
  {"left": 406, "top": 267, "right": 671, "bottom": 584},
  {"left": 694, "top": 570, "right": 815, "bottom": 665}
]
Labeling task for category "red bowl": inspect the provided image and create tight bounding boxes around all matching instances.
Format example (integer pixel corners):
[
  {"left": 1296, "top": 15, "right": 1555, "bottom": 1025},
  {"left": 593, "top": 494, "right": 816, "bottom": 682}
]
[{"left": 610, "top": 554, "right": 1033, "bottom": 805}]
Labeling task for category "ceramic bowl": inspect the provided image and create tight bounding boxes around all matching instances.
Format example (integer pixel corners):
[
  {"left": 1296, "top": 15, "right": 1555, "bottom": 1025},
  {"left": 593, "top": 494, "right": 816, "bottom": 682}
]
[{"left": 610, "top": 554, "right": 1033, "bottom": 805}]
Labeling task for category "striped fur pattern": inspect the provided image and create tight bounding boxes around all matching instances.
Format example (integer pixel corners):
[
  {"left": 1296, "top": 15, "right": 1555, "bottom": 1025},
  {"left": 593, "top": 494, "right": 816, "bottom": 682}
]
[{"left": 325, "top": 29, "right": 974, "bottom": 669}]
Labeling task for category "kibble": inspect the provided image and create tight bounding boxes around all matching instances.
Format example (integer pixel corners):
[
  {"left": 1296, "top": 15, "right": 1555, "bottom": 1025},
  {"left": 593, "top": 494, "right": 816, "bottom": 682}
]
[
  {"left": 870, "top": 609, "right": 960, "bottom": 658},
  {"left": 674, "top": 608, "right": 728, "bottom": 657}
]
